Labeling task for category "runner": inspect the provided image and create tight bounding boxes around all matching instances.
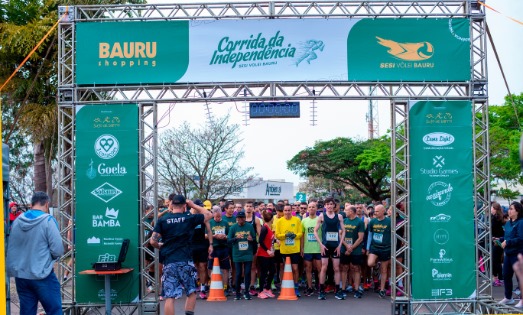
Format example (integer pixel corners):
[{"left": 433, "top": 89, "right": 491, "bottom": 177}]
[
  {"left": 208, "top": 206, "right": 231, "bottom": 296},
  {"left": 228, "top": 211, "right": 256, "bottom": 300},
  {"left": 245, "top": 201, "right": 262, "bottom": 296},
  {"left": 366, "top": 204, "right": 392, "bottom": 298},
  {"left": 257, "top": 210, "right": 276, "bottom": 299},
  {"left": 314, "top": 197, "right": 345, "bottom": 300},
  {"left": 341, "top": 205, "right": 365, "bottom": 298},
  {"left": 301, "top": 201, "right": 322, "bottom": 296}
]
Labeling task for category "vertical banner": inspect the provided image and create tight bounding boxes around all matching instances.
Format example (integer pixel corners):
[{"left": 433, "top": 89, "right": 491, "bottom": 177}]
[
  {"left": 409, "top": 101, "right": 475, "bottom": 300},
  {"left": 75, "top": 105, "right": 139, "bottom": 303}
]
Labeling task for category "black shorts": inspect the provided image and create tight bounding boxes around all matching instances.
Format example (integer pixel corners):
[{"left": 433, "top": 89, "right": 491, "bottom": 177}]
[
  {"left": 321, "top": 246, "right": 340, "bottom": 259},
  {"left": 281, "top": 253, "right": 301, "bottom": 265},
  {"left": 340, "top": 253, "right": 364, "bottom": 265},
  {"left": 303, "top": 253, "right": 322, "bottom": 262},
  {"left": 369, "top": 250, "right": 391, "bottom": 262},
  {"left": 192, "top": 247, "right": 209, "bottom": 263},
  {"left": 274, "top": 249, "right": 283, "bottom": 264},
  {"left": 207, "top": 247, "right": 231, "bottom": 270}
]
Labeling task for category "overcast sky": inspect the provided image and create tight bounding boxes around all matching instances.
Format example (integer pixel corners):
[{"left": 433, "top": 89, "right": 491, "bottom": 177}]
[{"left": 151, "top": 0, "right": 523, "bottom": 187}]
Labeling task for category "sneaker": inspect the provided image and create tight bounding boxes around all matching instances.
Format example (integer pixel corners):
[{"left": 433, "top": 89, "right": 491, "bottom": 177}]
[
  {"left": 341, "top": 290, "right": 348, "bottom": 298},
  {"left": 325, "top": 285, "right": 335, "bottom": 293},
  {"left": 354, "top": 290, "right": 363, "bottom": 299},
  {"left": 514, "top": 288, "right": 521, "bottom": 296},
  {"left": 295, "top": 288, "right": 301, "bottom": 297},
  {"left": 335, "top": 290, "right": 345, "bottom": 300},
  {"left": 305, "top": 287, "right": 314, "bottom": 296},
  {"left": 234, "top": 295, "right": 242, "bottom": 301},
  {"left": 243, "top": 294, "right": 252, "bottom": 300},
  {"left": 397, "top": 286, "right": 404, "bottom": 297},
  {"left": 499, "top": 298, "right": 515, "bottom": 305},
  {"left": 516, "top": 301, "right": 523, "bottom": 308},
  {"left": 147, "top": 285, "right": 155, "bottom": 293},
  {"left": 346, "top": 286, "right": 354, "bottom": 293},
  {"left": 258, "top": 292, "right": 268, "bottom": 299},
  {"left": 318, "top": 292, "right": 327, "bottom": 300},
  {"left": 263, "top": 289, "right": 276, "bottom": 298},
  {"left": 378, "top": 290, "right": 386, "bottom": 298},
  {"left": 363, "top": 283, "right": 371, "bottom": 291},
  {"left": 271, "top": 283, "right": 277, "bottom": 291},
  {"left": 386, "top": 288, "right": 391, "bottom": 296},
  {"left": 224, "top": 288, "right": 231, "bottom": 297},
  {"left": 358, "top": 285, "right": 364, "bottom": 292},
  {"left": 249, "top": 289, "right": 258, "bottom": 297},
  {"left": 493, "top": 280, "right": 503, "bottom": 287},
  {"left": 199, "top": 291, "right": 207, "bottom": 300}
]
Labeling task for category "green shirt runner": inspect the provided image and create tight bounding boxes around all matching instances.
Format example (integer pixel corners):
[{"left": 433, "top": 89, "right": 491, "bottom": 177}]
[
  {"left": 342, "top": 216, "right": 365, "bottom": 255},
  {"left": 227, "top": 223, "right": 256, "bottom": 262},
  {"left": 301, "top": 216, "right": 321, "bottom": 254},
  {"left": 368, "top": 216, "right": 392, "bottom": 253},
  {"left": 209, "top": 218, "right": 229, "bottom": 248}
]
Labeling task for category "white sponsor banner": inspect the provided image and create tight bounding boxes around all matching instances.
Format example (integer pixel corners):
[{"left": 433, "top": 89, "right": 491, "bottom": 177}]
[
  {"left": 180, "top": 19, "right": 357, "bottom": 82},
  {"left": 227, "top": 180, "right": 294, "bottom": 200}
]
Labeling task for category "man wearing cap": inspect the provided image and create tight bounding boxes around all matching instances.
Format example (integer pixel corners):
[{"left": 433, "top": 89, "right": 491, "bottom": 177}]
[
  {"left": 227, "top": 210, "right": 256, "bottom": 300},
  {"left": 150, "top": 195, "right": 212, "bottom": 315},
  {"left": 9, "top": 202, "right": 22, "bottom": 225}
]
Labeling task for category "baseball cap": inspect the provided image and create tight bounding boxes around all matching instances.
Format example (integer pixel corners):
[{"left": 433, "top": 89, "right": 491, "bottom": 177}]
[
  {"left": 9, "top": 202, "right": 18, "bottom": 208},
  {"left": 193, "top": 199, "right": 204, "bottom": 207},
  {"left": 203, "top": 200, "right": 212, "bottom": 210},
  {"left": 170, "top": 194, "right": 186, "bottom": 205},
  {"left": 236, "top": 211, "right": 246, "bottom": 218}
]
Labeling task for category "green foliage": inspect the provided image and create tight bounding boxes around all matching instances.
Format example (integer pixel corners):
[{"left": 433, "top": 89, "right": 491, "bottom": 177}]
[{"left": 287, "top": 136, "right": 391, "bottom": 201}]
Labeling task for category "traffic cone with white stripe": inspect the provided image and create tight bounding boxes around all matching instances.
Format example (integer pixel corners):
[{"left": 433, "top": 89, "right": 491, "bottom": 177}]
[
  {"left": 207, "top": 257, "right": 227, "bottom": 301},
  {"left": 277, "top": 256, "right": 298, "bottom": 300}
]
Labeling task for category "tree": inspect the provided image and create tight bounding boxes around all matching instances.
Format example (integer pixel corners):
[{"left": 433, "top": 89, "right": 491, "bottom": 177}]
[
  {"left": 158, "top": 114, "right": 255, "bottom": 200},
  {"left": 487, "top": 93, "right": 523, "bottom": 200},
  {"left": 287, "top": 136, "right": 391, "bottom": 201}
]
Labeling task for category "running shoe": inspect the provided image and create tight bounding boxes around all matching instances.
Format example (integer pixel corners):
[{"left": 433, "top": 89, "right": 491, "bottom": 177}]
[
  {"left": 305, "top": 287, "right": 314, "bottom": 296},
  {"left": 358, "top": 285, "right": 364, "bottom": 292},
  {"left": 263, "top": 289, "right": 276, "bottom": 298},
  {"left": 386, "top": 288, "right": 392, "bottom": 296},
  {"left": 224, "top": 288, "right": 231, "bottom": 297},
  {"left": 514, "top": 288, "right": 521, "bottom": 296},
  {"left": 335, "top": 290, "right": 345, "bottom": 300},
  {"left": 325, "top": 285, "right": 335, "bottom": 293},
  {"left": 234, "top": 295, "right": 242, "bottom": 301},
  {"left": 318, "top": 292, "right": 327, "bottom": 300},
  {"left": 363, "top": 282, "right": 371, "bottom": 291},
  {"left": 493, "top": 280, "right": 503, "bottom": 287},
  {"left": 295, "top": 287, "right": 301, "bottom": 297},
  {"left": 147, "top": 285, "right": 155, "bottom": 293},
  {"left": 243, "top": 294, "right": 252, "bottom": 300},
  {"left": 499, "top": 298, "right": 515, "bottom": 305},
  {"left": 341, "top": 290, "right": 348, "bottom": 298},
  {"left": 249, "top": 288, "right": 258, "bottom": 297},
  {"left": 516, "top": 301, "right": 523, "bottom": 308},
  {"left": 346, "top": 286, "right": 354, "bottom": 293},
  {"left": 199, "top": 291, "right": 207, "bottom": 300},
  {"left": 397, "top": 286, "right": 404, "bottom": 297},
  {"left": 378, "top": 290, "right": 386, "bottom": 299},
  {"left": 258, "top": 292, "right": 268, "bottom": 299},
  {"left": 354, "top": 290, "right": 363, "bottom": 299},
  {"left": 271, "top": 283, "right": 277, "bottom": 291}
]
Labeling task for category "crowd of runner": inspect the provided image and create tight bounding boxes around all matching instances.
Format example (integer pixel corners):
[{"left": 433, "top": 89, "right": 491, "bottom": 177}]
[{"left": 150, "top": 196, "right": 405, "bottom": 302}]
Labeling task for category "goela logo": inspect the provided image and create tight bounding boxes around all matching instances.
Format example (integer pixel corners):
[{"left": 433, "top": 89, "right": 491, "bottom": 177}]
[
  {"left": 426, "top": 182, "right": 453, "bottom": 207},
  {"left": 92, "top": 207, "right": 120, "bottom": 228},
  {"left": 432, "top": 268, "right": 452, "bottom": 281},
  {"left": 91, "top": 182, "right": 122, "bottom": 203},
  {"left": 265, "top": 184, "right": 282, "bottom": 196},
  {"left": 423, "top": 132, "right": 455, "bottom": 147},
  {"left": 429, "top": 213, "right": 451, "bottom": 223},
  {"left": 430, "top": 248, "right": 454, "bottom": 264},
  {"left": 376, "top": 37, "right": 434, "bottom": 61},
  {"left": 94, "top": 134, "right": 119, "bottom": 159},
  {"left": 98, "top": 163, "right": 127, "bottom": 177},
  {"left": 433, "top": 229, "right": 450, "bottom": 245},
  {"left": 86, "top": 159, "right": 96, "bottom": 180},
  {"left": 210, "top": 31, "right": 297, "bottom": 69}
]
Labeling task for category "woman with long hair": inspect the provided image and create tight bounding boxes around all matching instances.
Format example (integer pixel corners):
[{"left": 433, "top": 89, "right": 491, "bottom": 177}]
[{"left": 491, "top": 202, "right": 505, "bottom": 286}]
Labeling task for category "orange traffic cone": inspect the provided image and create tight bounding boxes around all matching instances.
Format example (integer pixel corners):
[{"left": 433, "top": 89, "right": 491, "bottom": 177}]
[
  {"left": 207, "top": 257, "right": 227, "bottom": 301},
  {"left": 277, "top": 256, "right": 298, "bottom": 300}
]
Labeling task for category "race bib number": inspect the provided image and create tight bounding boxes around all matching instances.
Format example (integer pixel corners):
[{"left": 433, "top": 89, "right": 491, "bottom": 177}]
[
  {"left": 239, "top": 241, "right": 249, "bottom": 251},
  {"left": 307, "top": 233, "right": 317, "bottom": 242},
  {"left": 285, "top": 238, "right": 295, "bottom": 246},
  {"left": 326, "top": 232, "right": 339, "bottom": 242},
  {"left": 345, "top": 238, "right": 353, "bottom": 246},
  {"left": 373, "top": 233, "right": 383, "bottom": 244},
  {"left": 214, "top": 228, "right": 225, "bottom": 235}
]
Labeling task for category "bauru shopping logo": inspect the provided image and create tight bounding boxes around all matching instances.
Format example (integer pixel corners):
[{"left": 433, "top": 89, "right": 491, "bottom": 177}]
[{"left": 376, "top": 36, "right": 435, "bottom": 69}]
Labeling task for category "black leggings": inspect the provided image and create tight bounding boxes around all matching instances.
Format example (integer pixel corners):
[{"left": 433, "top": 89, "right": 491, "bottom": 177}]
[
  {"left": 492, "top": 245, "right": 503, "bottom": 279},
  {"left": 258, "top": 256, "right": 275, "bottom": 291},
  {"left": 235, "top": 261, "right": 252, "bottom": 294}
]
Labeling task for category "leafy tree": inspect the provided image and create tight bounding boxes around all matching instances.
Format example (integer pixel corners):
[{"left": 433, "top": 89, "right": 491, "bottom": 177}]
[
  {"left": 158, "top": 114, "right": 255, "bottom": 200},
  {"left": 287, "top": 136, "right": 391, "bottom": 201}
]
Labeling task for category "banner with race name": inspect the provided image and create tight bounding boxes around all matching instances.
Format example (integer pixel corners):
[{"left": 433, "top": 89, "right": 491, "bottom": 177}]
[
  {"left": 76, "top": 18, "right": 470, "bottom": 85},
  {"left": 409, "top": 100, "right": 475, "bottom": 300},
  {"left": 75, "top": 104, "right": 139, "bottom": 303}
]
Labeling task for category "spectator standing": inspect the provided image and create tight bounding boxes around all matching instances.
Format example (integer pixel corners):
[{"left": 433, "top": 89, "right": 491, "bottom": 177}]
[
  {"left": 499, "top": 201, "right": 523, "bottom": 306},
  {"left": 9, "top": 201, "right": 22, "bottom": 225},
  {"left": 491, "top": 202, "right": 505, "bottom": 287}
]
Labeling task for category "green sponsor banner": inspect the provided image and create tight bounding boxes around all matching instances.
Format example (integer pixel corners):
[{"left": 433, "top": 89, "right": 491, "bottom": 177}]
[
  {"left": 409, "top": 101, "right": 475, "bottom": 300},
  {"left": 347, "top": 19, "right": 470, "bottom": 81},
  {"left": 75, "top": 105, "right": 139, "bottom": 303},
  {"left": 75, "top": 18, "right": 470, "bottom": 85},
  {"left": 76, "top": 21, "right": 189, "bottom": 85}
]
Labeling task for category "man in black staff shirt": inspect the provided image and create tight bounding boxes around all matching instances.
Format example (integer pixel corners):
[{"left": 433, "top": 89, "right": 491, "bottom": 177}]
[{"left": 150, "top": 195, "right": 212, "bottom": 315}]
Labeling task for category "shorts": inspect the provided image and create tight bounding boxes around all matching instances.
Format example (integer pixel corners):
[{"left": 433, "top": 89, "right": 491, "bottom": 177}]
[
  {"left": 321, "top": 246, "right": 340, "bottom": 259},
  {"left": 340, "top": 253, "right": 364, "bottom": 265},
  {"left": 192, "top": 248, "right": 209, "bottom": 263},
  {"left": 274, "top": 250, "right": 283, "bottom": 264},
  {"left": 207, "top": 247, "right": 231, "bottom": 270},
  {"left": 369, "top": 250, "right": 391, "bottom": 262},
  {"left": 281, "top": 253, "right": 301, "bottom": 265},
  {"left": 303, "top": 253, "right": 322, "bottom": 262},
  {"left": 162, "top": 262, "right": 198, "bottom": 299}
]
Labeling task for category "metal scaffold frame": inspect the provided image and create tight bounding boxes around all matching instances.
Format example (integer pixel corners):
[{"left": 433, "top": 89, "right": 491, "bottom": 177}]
[{"left": 56, "top": 1, "right": 500, "bottom": 314}]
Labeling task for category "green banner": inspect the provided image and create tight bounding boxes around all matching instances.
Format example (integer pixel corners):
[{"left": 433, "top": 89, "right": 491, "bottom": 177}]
[
  {"left": 75, "top": 105, "right": 139, "bottom": 303},
  {"left": 347, "top": 19, "right": 470, "bottom": 81},
  {"left": 75, "top": 18, "right": 470, "bottom": 85},
  {"left": 409, "top": 101, "right": 475, "bottom": 300}
]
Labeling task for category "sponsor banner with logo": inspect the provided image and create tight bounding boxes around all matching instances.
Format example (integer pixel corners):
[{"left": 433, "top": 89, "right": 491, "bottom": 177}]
[
  {"left": 75, "top": 18, "right": 470, "bottom": 85},
  {"left": 409, "top": 101, "right": 475, "bottom": 300},
  {"left": 75, "top": 105, "right": 139, "bottom": 303}
]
